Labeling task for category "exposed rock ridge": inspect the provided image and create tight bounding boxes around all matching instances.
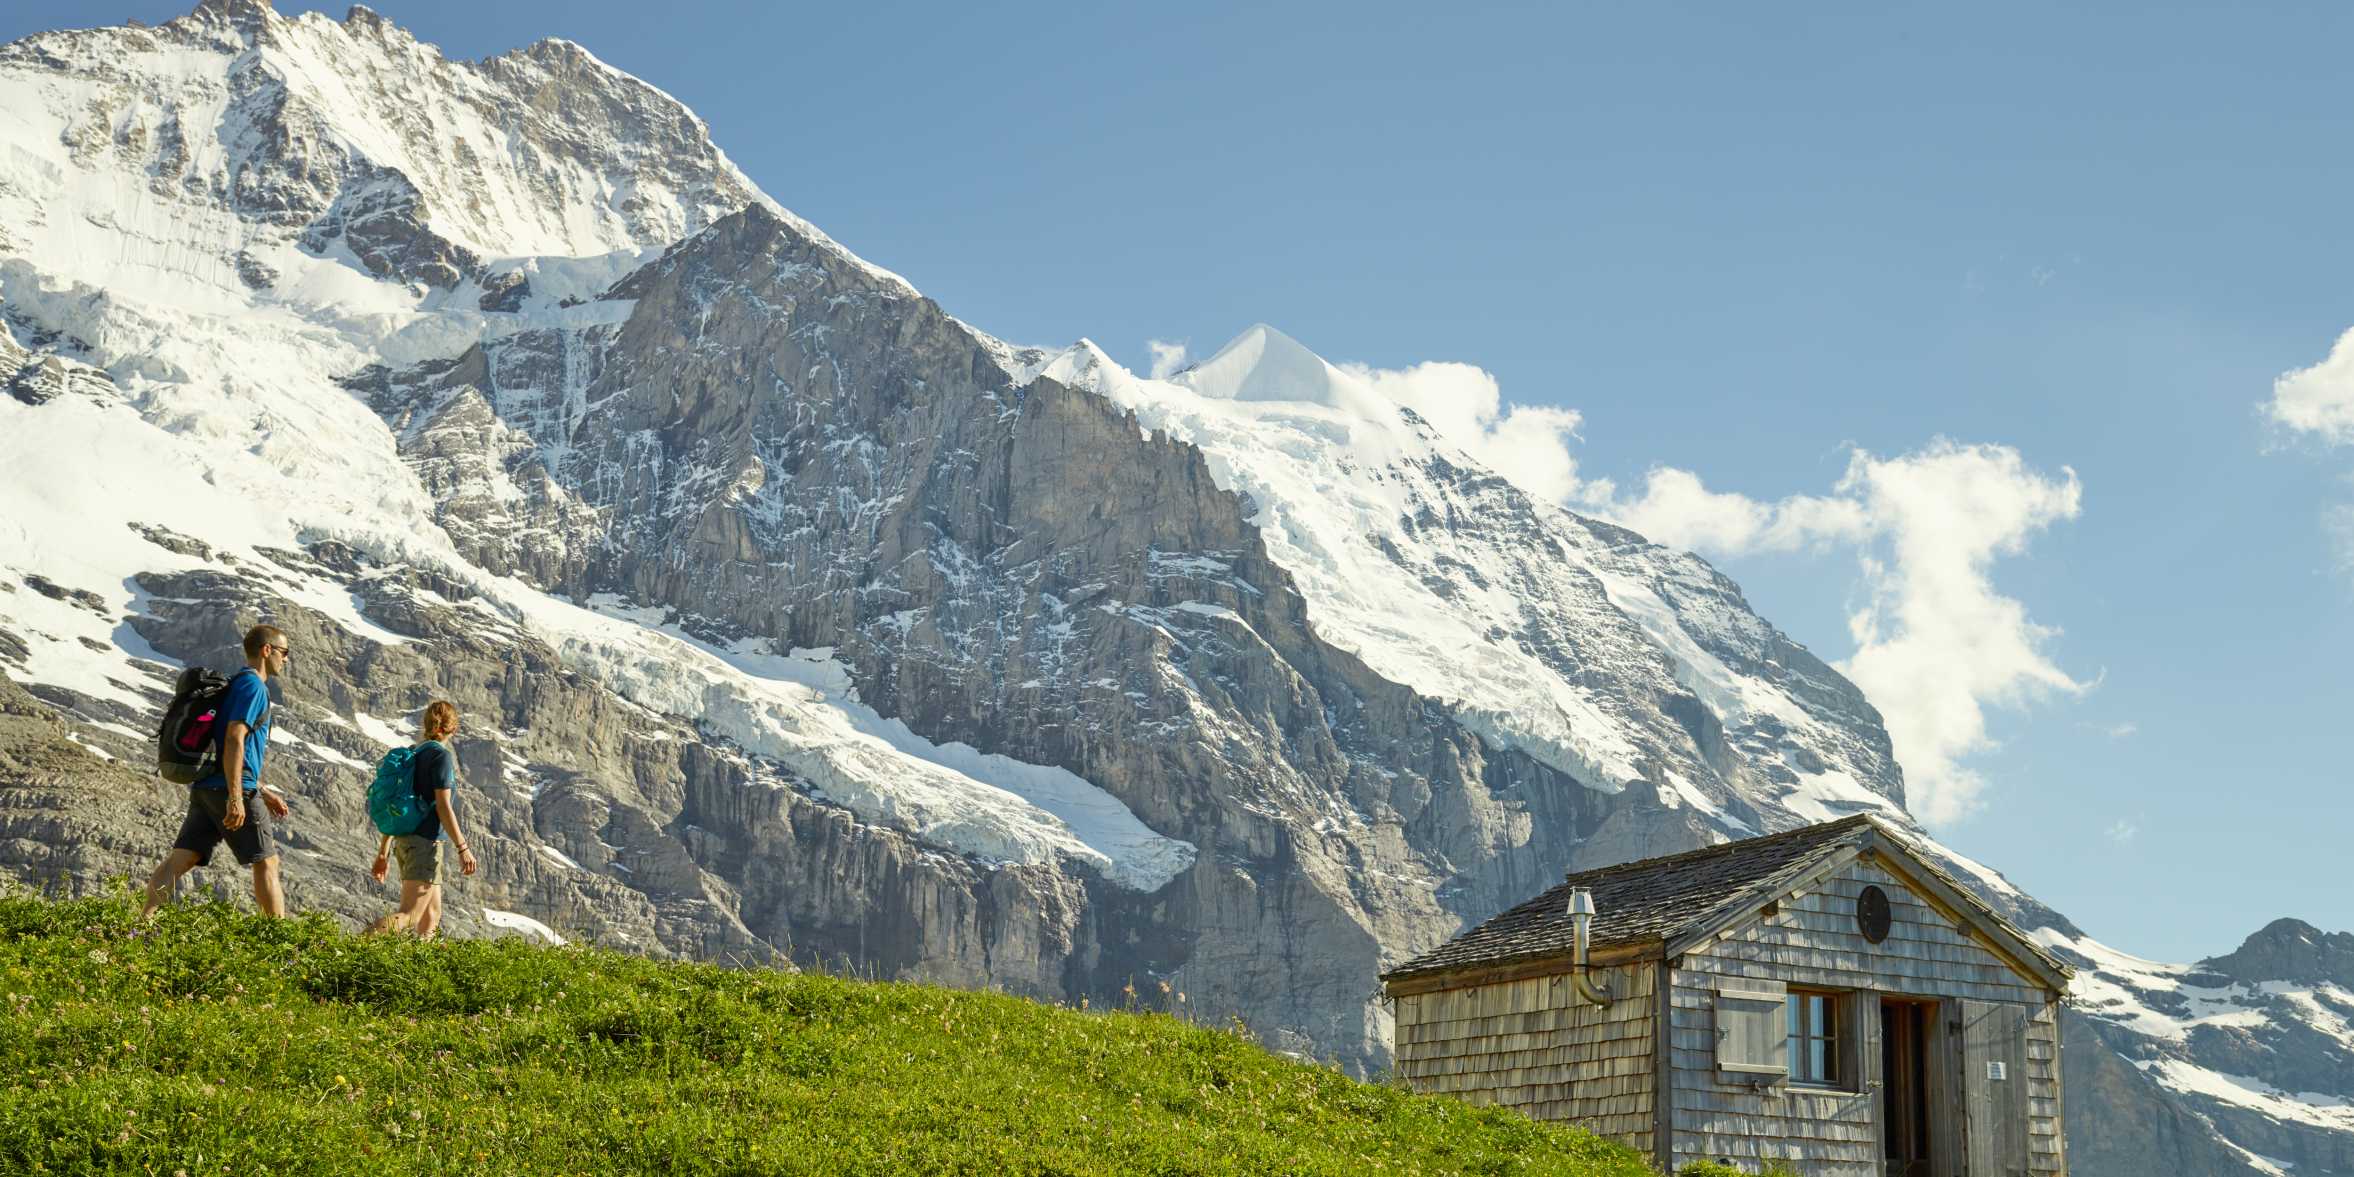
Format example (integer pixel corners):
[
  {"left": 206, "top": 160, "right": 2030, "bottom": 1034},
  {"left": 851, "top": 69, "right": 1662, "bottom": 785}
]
[{"left": 2207, "top": 918, "right": 2354, "bottom": 988}]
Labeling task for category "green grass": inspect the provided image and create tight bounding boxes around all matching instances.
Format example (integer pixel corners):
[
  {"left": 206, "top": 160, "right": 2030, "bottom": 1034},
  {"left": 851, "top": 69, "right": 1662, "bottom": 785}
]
[{"left": 0, "top": 892, "right": 1664, "bottom": 1176}]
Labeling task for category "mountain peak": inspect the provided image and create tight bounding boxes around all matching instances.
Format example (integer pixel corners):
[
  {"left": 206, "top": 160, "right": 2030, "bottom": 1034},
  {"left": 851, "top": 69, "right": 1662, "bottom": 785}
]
[
  {"left": 510, "top": 36, "right": 604, "bottom": 70},
  {"left": 2204, "top": 916, "right": 2354, "bottom": 986},
  {"left": 1173, "top": 324, "right": 1405, "bottom": 428},
  {"left": 190, "top": 0, "right": 277, "bottom": 29}
]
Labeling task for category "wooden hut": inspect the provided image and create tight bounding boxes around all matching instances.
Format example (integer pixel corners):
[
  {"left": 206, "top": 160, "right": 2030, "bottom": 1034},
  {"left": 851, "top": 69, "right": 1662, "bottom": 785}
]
[{"left": 1381, "top": 814, "right": 2071, "bottom": 1176}]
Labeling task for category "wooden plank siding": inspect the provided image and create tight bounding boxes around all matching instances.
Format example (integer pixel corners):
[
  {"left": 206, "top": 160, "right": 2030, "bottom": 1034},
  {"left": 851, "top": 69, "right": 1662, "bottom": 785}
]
[
  {"left": 2024, "top": 1002, "right": 2065, "bottom": 1174},
  {"left": 1664, "top": 857, "right": 2067, "bottom": 1176},
  {"left": 1392, "top": 962, "right": 1659, "bottom": 1152},
  {"left": 1961, "top": 1000, "right": 2033, "bottom": 1175}
]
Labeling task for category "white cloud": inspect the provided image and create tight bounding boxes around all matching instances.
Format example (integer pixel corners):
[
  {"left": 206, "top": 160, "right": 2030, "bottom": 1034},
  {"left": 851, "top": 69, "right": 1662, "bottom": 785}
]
[
  {"left": 1605, "top": 466, "right": 1870, "bottom": 555},
  {"left": 1338, "top": 358, "right": 2080, "bottom": 825},
  {"left": 1594, "top": 444, "right": 2085, "bottom": 824},
  {"left": 2269, "top": 328, "right": 2354, "bottom": 445},
  {"left": 2099, "top": 721, "right": 2138, "bottom": 740},
  {"left": 2106, "top": 818, "right": 2140, "bottom": 845},
  {"left": 1145, "top": 339, "right": 1189, "bottom": 381},
  {"left": 2265, "top": 332, "right": 2354, "bottom": 576},
  {"left": 1823, "top": 443, "right": 2086, "bottom": 824},
  {"left": 1340, "top": 359, "right": 1590, "bottom": 504}
]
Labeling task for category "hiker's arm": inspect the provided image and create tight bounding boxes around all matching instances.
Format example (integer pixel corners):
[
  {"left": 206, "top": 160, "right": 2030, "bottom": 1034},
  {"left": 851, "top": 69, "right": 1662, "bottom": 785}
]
[
  {"left": 219, "top": 722, "right": 248, "bottom": 830},
  {"left": 435, "top": 791, "right": 477, "bottom": 876},
  {"left": 369, "top": 835, "right": 391, "bottom": 883},
  {"left": 259, "top": 784, "right": 289, "bottom": 818}
]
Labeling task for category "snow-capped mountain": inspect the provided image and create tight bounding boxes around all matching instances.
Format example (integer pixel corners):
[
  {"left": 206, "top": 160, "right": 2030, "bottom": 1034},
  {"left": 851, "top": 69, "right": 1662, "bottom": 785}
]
[
  {"left": 0, "top": 0, "right": 1180, "bottom": 895},
  {"left": 2039, "top": 921, "right": 2354, "bottom": 1175},
  {"left": 0, "top": 4, "right": 2340, "bottom": 1173},
  {"left": 1022, "top": 327, "right": 1902, "bottom": 829}
]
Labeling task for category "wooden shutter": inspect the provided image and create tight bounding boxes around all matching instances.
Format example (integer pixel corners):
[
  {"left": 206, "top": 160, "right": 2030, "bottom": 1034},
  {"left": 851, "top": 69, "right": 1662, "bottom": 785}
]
[
  {"left": 1713, "top": 979, "right": 1787, "bottom": 1077},
  {"left": 1959, "top": 999, "right": 2031, "bottom": 1177}
]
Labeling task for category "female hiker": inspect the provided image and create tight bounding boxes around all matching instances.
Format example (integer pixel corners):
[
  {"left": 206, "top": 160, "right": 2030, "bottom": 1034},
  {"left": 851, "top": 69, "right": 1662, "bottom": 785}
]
[{"left": 367, "top": 700, "right": 477, "bottom": 937}]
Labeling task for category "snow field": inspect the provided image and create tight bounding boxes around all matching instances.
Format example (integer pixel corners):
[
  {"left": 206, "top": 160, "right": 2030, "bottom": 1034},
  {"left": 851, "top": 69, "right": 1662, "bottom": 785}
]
[{"left": 482, "top": 908, "right": 566, "bottom": 945}]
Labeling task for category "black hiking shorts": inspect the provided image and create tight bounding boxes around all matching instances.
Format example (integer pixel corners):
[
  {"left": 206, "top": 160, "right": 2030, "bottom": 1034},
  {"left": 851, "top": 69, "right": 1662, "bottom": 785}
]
[{"left": 172, "top": 788, "right": 276, "bottom": 868}]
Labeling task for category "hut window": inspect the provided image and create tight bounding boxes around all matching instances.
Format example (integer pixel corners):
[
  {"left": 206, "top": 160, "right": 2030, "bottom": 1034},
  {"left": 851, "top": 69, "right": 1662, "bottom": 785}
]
[{"left": 1786, "top": 988, "right": 1846, "bottom": 1087}]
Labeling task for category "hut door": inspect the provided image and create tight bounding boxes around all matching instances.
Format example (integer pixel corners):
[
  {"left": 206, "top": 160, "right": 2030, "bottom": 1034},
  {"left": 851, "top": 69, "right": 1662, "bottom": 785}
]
[
  {"left": 1956, "top": 999, "right": 2030, "bottom": 1177},
  {"left": 1880, "top": 999, "right": 1936, "bottom": 1177}
]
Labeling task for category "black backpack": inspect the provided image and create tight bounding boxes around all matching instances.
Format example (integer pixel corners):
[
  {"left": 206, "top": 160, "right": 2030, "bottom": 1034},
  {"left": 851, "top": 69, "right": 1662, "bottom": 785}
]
[{"left": 156, "top": 667, "right": 231, "bottom": 784}]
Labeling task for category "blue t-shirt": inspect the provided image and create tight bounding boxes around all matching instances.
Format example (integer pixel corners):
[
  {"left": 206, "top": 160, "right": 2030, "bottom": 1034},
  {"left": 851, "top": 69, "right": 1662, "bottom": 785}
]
[
  {"left": 409, "top": 740, "right": 456, "bottom": 841},
  {"left": 194, "top": 669, "right": 270, "bottom": 793}
]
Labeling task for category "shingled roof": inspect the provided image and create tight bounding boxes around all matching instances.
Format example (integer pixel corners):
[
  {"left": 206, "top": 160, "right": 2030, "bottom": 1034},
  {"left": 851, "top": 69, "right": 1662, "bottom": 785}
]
[{"left": 1382, "top": 814, "right": 2069, "bottom": 990}]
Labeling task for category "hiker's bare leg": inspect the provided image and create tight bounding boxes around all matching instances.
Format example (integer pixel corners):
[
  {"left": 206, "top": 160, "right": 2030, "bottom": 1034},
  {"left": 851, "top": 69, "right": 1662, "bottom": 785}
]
[
  {"left": 416, "top": 884, "right": 444, "bottom": 940},
  {"left": 250, "top": 856, "right": 285, "bottom": 918},
  {"left": 390, "top": 879, "right": 433, "bottom": 937},
  {"left": 140, "top": 849, "right": 200, "bottom": 919}
]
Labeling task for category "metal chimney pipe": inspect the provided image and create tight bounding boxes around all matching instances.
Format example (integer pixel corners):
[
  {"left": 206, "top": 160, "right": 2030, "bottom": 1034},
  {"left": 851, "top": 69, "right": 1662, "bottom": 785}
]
[{"left": 1567, "top": 887, "right": 1612, "bottom": 1005}]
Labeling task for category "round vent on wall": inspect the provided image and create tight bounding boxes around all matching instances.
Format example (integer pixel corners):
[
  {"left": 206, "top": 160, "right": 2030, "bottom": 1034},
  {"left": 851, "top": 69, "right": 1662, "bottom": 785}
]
[{"left": 1857, "top": 885, "right": 1893, "bottom": 943}]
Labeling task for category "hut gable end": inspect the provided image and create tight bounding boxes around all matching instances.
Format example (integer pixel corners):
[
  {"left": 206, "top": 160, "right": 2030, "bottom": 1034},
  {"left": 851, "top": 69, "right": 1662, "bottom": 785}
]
[
  {"left": 1663, "top": 856, "right": 2066, "bottom": 1175},
  {"left": 1383, "top": 816, "right": 2073, "bottom": 1176}
]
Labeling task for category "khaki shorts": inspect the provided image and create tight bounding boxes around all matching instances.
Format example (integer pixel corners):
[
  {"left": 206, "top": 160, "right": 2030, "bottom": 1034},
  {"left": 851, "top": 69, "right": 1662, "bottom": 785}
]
[{"left": 391, "top": 835, "right": 442, "bottom": 884}]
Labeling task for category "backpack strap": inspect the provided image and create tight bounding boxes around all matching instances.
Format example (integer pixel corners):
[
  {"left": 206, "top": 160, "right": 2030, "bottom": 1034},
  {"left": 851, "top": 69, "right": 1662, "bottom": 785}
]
[{"left": 214, "top": 670, "right": 270, "bottom": 780}]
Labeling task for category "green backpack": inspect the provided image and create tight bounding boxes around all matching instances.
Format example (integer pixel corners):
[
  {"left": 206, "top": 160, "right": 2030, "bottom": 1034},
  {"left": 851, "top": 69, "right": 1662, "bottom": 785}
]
[{"left": 366, "top": 742, "right": 438, "bottom": 836}]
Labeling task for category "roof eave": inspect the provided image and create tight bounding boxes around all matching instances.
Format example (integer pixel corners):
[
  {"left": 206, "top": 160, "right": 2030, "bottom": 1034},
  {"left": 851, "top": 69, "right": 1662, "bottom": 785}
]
[{"left": 1380, "top": 939, "right": 1665, "bottom": 996}]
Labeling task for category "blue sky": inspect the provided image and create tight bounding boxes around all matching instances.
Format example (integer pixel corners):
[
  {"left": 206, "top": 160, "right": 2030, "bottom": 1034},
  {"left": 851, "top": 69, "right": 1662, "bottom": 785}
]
[{"left": 12, "top": 1, "right": 2354, "bottom": 962}]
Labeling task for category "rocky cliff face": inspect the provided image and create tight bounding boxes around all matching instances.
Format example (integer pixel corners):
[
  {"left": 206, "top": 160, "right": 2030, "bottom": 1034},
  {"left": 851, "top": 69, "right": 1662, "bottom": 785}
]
[
  {"left": 0, "top": 3, "right": 2338, "bottom": 1172},
  {"left": 2061, "top": 1010, "right": 2284, "bottom": 1177},
  {"left": 345, "top": 201, "right": 1633, "bottom": 1058},
  {"left": 2044, "top": 919, "right": 2354, "bottom": 1175}
]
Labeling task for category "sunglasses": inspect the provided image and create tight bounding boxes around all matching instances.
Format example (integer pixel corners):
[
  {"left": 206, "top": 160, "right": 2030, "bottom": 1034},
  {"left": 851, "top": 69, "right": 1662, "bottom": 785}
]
[{"left": 268, "top": 644, "right": 294, "bottom": 660}]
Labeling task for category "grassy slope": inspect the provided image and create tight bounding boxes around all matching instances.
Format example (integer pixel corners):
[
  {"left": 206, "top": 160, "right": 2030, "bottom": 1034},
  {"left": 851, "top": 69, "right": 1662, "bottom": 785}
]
[{"left": 0, "top": 894, "right": 1664, "bottom": 1176}]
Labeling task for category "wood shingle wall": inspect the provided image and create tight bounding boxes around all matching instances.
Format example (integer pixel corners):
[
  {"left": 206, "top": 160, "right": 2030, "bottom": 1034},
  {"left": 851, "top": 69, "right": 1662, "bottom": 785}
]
[
  {"left": 1664, "top": 856, "right": 2065, "bottom": 1175},
  {"left": 1392, "top": 962, "right": 1657, "bottom": 1151}
]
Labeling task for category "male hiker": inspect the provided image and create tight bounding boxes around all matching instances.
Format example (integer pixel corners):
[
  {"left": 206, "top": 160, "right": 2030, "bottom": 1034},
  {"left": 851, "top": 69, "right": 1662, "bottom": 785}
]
[
  {"left": 140, "top": 624, "right": 293, "bottom": 918},
  {"left": 367, "top": 700, "right": 477, "bottom": 938}
]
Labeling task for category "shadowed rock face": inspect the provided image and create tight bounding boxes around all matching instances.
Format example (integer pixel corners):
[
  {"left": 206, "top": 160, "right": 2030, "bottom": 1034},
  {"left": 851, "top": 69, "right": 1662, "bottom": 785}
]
[
  {"left": 2167, "top": 921, "right": 2354, "bottom": 1174},
  {"left": 2038, "top": 910, "right": 2354, "bottom": 1177},
  {"left": 2062, "top": 1012, "right": 2271, "bottom": 1177}
]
